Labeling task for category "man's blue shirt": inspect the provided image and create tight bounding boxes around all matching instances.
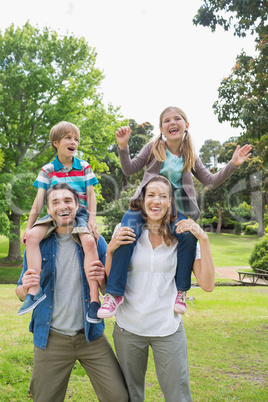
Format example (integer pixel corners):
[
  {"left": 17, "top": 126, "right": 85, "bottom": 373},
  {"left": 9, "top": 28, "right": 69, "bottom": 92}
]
[{"left": 17, "top": 229, "right": 107, "bottom": 349}]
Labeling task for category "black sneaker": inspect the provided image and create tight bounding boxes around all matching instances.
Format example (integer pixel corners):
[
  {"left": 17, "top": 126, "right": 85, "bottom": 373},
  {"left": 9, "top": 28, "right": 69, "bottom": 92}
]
[{"left": 86, "top": 302, "right": 102, "bottom": 324}]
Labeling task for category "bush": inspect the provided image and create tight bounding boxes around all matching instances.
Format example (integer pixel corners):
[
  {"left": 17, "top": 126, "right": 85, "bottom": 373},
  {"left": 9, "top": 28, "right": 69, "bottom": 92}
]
[
  {"left": 100, "top": 186, "right": 136, "bottom": 243},
  {"left": 249, "top": 234, "right": 268, "bottom": 272},
  {"left": 244, "top": 222, "right": 259, "bottom": 235}
]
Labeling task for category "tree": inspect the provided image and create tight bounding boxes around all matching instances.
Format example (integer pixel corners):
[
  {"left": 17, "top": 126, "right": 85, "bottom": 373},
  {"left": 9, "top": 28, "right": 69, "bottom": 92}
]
[
  {"left": 193, "top": 1, "right": 268, "bottom": 162},
  {"left": 99, "top": 119, "right": 154, "bottom": 206},
  {"left": 199, "top": 139, "right": 222, "bottom": 168},
  {"left": 0, "top": 23, "right": 123, "bottom": 260},
  {"left": 218, "top": 138, "right": 267, "bottom": 236}
]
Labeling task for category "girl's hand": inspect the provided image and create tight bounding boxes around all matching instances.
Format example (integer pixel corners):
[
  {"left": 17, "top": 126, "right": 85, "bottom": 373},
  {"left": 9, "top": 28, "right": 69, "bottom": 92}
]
[
  {"left": 231, "top": 144, "right": 252, "bottom": 167},
  {"left": 175, "top": 218, "right": 207, "bottom": 241},
  {"left": 107, "top": 226, "right": 136, "bottom": 254},
  {"left": 115, "top": 126, "right": 131, "bottom": 149},
  {"left": 21, "top": 229, "right": 30, "bottom": 246}
]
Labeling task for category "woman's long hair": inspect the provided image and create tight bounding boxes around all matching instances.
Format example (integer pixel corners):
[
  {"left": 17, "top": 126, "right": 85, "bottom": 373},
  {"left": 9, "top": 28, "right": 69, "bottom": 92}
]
[
  {"left": 150, "top": 106, "right": 196, "bottom": 172},
  {"left": 130, "top": 176, "right": 177, "bottom": 246}
]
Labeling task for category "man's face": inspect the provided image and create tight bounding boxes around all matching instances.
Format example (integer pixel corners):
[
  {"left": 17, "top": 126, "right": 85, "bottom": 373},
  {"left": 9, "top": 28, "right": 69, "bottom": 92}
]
[{"left": 47, "top": 189, "right": 79, "bottom": 232}]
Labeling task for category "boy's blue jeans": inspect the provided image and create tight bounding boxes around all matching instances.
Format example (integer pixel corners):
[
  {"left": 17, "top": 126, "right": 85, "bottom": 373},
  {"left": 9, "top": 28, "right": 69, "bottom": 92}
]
[{"left": 105, "top": 209, "right": 197, "bottom": 296}]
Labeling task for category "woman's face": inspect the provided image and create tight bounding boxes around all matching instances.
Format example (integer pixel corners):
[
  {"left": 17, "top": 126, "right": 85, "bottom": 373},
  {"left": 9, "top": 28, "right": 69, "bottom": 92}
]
[{"left": 144, "top": 181, "right": 171, "bottom": 225}]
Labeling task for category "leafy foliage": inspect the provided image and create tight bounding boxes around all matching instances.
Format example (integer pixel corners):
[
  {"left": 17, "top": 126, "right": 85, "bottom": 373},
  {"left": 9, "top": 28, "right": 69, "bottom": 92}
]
[
  {"left": 100, "top": 186, "right": 136, "bottom": 243},
  {"left": 193, "top": 1, "right": 268, "bottom": 165},
  {"left": 0, "top": 22, "right": 123, "bottom": 259},
  {"left": 249, "top": 233, "right": 268, "bottom": 271}
]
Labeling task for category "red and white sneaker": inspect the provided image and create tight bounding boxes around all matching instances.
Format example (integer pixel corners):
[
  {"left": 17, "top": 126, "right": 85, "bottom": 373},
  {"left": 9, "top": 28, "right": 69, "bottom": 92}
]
[
  {"left": 97, "top": 294, "right": 124, "bottom": 318},
  {"left": 174, "top": 291, "right": 187, "bottom": 314}
]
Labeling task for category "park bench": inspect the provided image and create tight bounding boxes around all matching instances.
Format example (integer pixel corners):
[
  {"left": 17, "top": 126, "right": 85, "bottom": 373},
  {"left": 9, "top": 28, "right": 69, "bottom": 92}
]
[{"left": 237, "top": 270, "right": 268, "bottom": 286}]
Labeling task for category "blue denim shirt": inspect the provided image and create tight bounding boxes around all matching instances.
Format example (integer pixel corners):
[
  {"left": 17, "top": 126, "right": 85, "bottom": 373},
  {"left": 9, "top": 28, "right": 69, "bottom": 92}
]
[{"left": 17, "top": 229, "right": 107, "bottom": 349}]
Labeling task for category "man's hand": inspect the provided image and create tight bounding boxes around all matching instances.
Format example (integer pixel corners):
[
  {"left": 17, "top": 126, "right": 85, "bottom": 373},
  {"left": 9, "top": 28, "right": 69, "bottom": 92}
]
[
  {"left": 20, "top": 269, "right": 41, "bottom": 299},
  {"left": 86, "top": 260, "right": 106, "bottom": 294},
  {"left": 115, "top": 126, "right": 131, "bottom": 150}
]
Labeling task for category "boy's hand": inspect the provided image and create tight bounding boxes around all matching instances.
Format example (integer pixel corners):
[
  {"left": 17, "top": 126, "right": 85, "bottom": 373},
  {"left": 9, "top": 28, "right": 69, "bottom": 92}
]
[
  {"left": 115, "top": 126, "right": 131, "bottom": 150},
  {"left": 88, "top": 220, "right": 99, "bottom": 241},
  {"left": 21, "top": 229, "right": 30, "bottom": 246}
]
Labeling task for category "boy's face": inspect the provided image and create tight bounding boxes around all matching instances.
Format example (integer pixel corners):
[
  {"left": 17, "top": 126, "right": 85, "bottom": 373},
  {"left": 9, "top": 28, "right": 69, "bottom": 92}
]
[{"left": 53, "top": 131, "right": 80, "bottom": 158}]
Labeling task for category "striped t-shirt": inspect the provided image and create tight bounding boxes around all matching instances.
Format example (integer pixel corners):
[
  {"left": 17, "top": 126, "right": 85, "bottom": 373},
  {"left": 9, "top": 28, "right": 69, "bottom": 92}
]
[{"left": 33, "top": 156, "right": 98, "bottom": 209}]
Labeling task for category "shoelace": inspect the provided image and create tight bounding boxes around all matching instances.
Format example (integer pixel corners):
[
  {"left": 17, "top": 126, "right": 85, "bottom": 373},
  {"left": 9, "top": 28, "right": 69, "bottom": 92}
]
[{"left": 102, "top": 296, "right": 116, "bottom": 309}]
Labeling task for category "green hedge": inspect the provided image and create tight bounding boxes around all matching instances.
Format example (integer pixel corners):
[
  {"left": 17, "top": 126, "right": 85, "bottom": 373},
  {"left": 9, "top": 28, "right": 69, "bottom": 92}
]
[{"left": 249, "top": 233, "right": 268, "bottom": 272}]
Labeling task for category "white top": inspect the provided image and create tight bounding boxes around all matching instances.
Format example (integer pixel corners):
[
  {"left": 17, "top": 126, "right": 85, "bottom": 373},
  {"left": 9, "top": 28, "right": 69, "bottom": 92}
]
[{"left": 116, "top": 229, "right": 201, "bottom": 337}]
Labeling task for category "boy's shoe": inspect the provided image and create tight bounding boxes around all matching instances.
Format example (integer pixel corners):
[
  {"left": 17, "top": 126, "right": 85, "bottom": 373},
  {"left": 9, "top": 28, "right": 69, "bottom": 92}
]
[
  {"left": 18, "top": 289, "right": 46, "bottom": 316},
  {"left": 86, "top": 302, "right": 102, "bottom": 324},
  {"left": 97, "top": 294, "right": 124, "bottom": 318},
  {"left": 174, "top": 291, "right": 187, "bottom": 315}
]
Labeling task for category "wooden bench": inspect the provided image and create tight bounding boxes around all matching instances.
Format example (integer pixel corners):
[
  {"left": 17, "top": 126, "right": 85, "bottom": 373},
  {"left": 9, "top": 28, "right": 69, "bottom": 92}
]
[{"left": 237, "top": 270, "right": 268, "bottom": 286}]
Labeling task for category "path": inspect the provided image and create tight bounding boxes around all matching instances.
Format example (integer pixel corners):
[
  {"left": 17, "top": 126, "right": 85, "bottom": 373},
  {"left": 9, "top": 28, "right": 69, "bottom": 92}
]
[{"left": 215, "top": 266, "right": 250, "bottom": 281}]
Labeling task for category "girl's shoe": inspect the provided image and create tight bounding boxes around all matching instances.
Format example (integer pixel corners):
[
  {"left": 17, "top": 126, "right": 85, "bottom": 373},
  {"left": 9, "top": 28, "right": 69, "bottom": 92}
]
[
  {"left": 97, "top": 294, "right": 124, "bottom": 318},
  {"left": 174, "top": 291, "right": 187, "bottom": 314}
]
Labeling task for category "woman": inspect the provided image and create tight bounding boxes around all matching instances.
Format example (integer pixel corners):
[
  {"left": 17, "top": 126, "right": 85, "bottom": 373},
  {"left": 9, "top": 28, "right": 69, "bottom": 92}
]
[{"left": 104, "top": 175, "right": 215, "bottom": 402}]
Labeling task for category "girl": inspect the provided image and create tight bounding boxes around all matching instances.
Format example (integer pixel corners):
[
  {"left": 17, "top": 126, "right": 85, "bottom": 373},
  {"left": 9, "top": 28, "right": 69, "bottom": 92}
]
[{"left": 98, "top": 106, "right": 251, "bottom": 318}]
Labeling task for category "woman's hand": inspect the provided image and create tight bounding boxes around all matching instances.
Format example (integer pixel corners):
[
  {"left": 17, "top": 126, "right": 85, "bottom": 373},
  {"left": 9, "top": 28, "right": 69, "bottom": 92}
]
[
  {"left": 115, "top": 126, "right": 131, "bottom": 150},
  {"left": 231, "top": 144, "right": 252, "bottom": 167},
  {"left": 107, "top": 226, "right": 136, "bottom": 254},
  {"left": 175, "top": 218, "right": 207, "bottom": 241}
]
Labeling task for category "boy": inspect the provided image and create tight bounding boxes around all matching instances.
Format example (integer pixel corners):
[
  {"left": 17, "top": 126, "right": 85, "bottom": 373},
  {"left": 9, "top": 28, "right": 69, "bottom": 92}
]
[{"left": 19, "top": 121, "right": 101, "bottom": 323}]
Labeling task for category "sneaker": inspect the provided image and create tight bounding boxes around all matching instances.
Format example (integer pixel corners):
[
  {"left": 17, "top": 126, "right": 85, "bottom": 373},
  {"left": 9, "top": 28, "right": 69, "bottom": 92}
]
[
  {"left": 86, "top": 302, "right": 102, "bottom": 324},
  {"left": 97, "top": 294, "right": 124, "bottom": 318},
  {"left": 174, "top": 291, "right": 187, "bottom": 314},
  {"left": 18, "top": 289, "right": 46, "bottom": 316}
]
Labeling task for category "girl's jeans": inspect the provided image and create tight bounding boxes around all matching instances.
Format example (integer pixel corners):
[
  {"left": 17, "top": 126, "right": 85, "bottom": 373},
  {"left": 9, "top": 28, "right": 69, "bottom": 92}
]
[{"left": 105, "top": 209, "right": 197, "bottom": 296}]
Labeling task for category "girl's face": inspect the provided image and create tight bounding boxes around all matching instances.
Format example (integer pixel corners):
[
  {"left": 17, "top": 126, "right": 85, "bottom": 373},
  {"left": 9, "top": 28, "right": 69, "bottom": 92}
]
[
  {"left": 144, "top": 181, "right": 171, "bottom": 226},
  {"left": 160, "top": 109, "right": 189, "bottom": 144}
]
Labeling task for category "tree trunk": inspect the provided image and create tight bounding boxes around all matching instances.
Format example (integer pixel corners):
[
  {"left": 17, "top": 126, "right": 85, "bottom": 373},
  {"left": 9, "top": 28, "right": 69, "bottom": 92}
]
[
  {"left": 257, "top": 195, "right": 265, "bottom": 237},
  {"left": 216, "top": 203, "right": 222, "bottom": 234},
  {"left": 6, "top": 211, "right": 23, "bottom": 261}
]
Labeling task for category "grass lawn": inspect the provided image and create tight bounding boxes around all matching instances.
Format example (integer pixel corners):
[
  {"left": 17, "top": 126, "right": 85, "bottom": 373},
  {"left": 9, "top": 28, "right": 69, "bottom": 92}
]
[
  {"left": 1, "top": 285, "right": 267, "bottom": 401},
  {"left": 207, "top": 233, "right": 258, "bottom": 267}
]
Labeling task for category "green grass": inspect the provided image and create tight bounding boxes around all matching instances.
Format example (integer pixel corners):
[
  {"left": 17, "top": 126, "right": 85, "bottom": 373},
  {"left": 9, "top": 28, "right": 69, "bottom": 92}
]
[
  {"left": 207, "top": 233, "right": 258, "bottom": 267},
  {"left": 1, "top": 285, "right": 267, "bottom": 401}
]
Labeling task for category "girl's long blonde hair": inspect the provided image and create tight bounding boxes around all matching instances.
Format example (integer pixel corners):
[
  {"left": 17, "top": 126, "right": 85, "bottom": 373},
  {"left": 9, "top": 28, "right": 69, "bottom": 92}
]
[
  {"left": 150, "top": 106, "right": 196, "bottom": 172},
  {"left": 130, "top": 176, "right": 177, "bottom": 246}
]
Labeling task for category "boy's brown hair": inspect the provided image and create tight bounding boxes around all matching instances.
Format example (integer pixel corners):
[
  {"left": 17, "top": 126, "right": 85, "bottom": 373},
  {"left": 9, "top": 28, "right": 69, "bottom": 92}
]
[{"left": 49, "top": 121, "right": 80, "bottom": 151}]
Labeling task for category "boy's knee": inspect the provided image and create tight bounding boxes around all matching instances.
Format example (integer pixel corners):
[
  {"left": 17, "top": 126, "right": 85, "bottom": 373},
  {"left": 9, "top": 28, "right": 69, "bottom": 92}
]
[
  {"left": 26, "top": 228, "right": 44, "bottom": 246},
  {"left": 80, "top": 233, "right": 96, "bottom": 250}
]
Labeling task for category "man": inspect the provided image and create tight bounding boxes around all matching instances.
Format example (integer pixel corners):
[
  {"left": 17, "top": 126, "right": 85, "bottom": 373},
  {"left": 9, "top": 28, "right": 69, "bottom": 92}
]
[{"left": 16, "top": 183, "right": 128, "bottom": 402}]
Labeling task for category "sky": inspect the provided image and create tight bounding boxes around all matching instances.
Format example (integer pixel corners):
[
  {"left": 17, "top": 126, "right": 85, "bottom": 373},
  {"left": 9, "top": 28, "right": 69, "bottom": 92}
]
[{"left": 1, "top": 0, "right": 257, "bottom": 154}]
